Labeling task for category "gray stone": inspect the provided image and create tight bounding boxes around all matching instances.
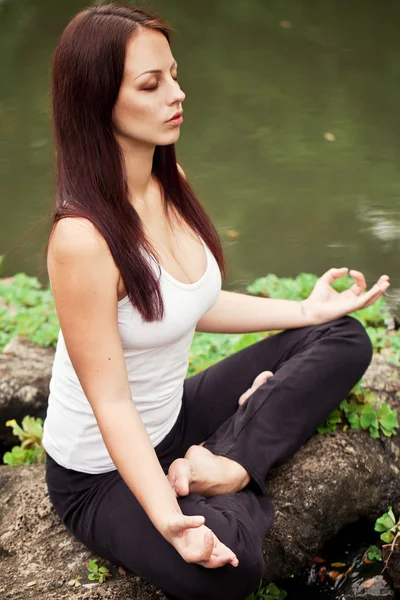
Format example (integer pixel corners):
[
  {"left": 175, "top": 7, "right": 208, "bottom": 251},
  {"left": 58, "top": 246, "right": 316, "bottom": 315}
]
[{"left": 0, "top": 338, "right": 54, "bottom": 449}]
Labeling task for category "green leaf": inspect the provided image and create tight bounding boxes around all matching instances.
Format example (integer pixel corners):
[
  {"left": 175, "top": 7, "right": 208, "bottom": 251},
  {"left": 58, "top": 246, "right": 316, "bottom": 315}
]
[
  {"left": 367, "top": 545, "right": 382, "bottom": 561},
  {"left": 375, "top": 509, "right": 396, "bottom": 532},
  {"left": 88, "top": 559, "right": 98, "bottom": 571},
  {"left": 360, "top": 406, "right": 378, "bottom": 429},
  {"left": 266, "top": 584, "right": 281, "bottom": 595},
  {"left": 369, "top": 426, "right": 380, "bottom": 439},
  {"left": 381, "top": 530, "right": 395, "bottom": 543}
]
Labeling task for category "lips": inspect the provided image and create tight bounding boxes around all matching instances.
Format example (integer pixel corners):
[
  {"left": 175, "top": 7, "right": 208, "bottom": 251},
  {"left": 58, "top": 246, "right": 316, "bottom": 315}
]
[{"left": 167, "top": 111, "right": 183, "bottom": 122}]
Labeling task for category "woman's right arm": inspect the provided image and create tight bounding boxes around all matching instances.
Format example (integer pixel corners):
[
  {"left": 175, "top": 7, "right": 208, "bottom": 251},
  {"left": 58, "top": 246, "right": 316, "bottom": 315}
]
[{"left": 47, "top": 218, "right": 238, "bottom": 568}]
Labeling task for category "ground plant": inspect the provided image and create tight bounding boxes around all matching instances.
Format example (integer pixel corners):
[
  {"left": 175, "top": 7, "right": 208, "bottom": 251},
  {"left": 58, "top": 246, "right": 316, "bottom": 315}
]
[
  {"left": 87, "top": 559, "right": 111, "bottom": 584},
  {"left": 246, "top": 581, "right": 287, "bottom": 600},
  {"left": 0, "top": 263, "right": 59, "bottom": 352},
  {"left": 371, "top": 507, "right": 400, "bottom": 574},
  {"left": 3, "top": 416, "right": 45, "bottom": 465},
  {"left": 317, "top": 381, "right": 398, "bottom": 438},
  {"left": 366, "top": 545, "right": 382, "bottom": 562}
]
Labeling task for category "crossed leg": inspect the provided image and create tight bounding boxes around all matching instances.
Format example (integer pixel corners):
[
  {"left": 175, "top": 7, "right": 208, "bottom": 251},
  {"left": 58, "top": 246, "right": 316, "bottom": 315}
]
[{"left": 167, "top": 316, "right": 372, "bottom": 499}]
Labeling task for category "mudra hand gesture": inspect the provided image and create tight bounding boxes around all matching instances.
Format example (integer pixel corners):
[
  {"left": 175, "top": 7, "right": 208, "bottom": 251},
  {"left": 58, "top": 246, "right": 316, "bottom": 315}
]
[{"left": 302, "top": 268, "right": 390, "bottom": 325}]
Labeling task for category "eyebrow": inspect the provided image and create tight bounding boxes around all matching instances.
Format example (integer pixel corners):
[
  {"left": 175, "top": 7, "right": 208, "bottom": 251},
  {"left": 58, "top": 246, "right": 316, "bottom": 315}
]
[{"left": 135, "top": 60, "right": 177, "bottom": 80}]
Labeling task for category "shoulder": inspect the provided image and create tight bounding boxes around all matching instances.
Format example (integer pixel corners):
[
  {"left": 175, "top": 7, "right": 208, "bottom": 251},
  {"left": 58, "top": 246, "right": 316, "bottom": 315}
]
[
  {"left": 49, "top": 217, "right": 110, "bottom": 264},
  {"left": 47, "top": 217, "right": 119, "bottom": 302},
  {"left": 177, "top": 163, "right": 187, "bottom": 180},
  {"left": 48, "top": 218, "right": 118, "bottom": 288}
]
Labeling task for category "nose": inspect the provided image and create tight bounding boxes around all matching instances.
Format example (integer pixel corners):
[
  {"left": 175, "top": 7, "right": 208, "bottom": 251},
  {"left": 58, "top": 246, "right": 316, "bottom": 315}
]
[{"left": 168, "top": 78, "right": 185, "bottom": 105}]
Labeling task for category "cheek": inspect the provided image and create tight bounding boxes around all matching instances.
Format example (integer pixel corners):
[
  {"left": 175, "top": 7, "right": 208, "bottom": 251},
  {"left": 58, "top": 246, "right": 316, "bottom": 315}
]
[{"left": 113, "top": 89, "right": 155, "bottom": 134}]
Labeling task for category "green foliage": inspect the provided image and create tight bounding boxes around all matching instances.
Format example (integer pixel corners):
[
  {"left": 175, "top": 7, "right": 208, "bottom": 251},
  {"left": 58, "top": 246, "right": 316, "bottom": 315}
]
[
  {"left": 0, "top": 271, "right": 59, "bottom": 352},
  {"left": 317, "top": 381, "right": 398, "bottom": 438},
  {"left": 87, "top": 559, "right": 111, "bottom": 584},
  {"left": 188, "top": 331, "right": 267, "bottom": 377},
  {"left": 366, "top": 545, "right": 382, "bottom": 561},
  {"left": 3, "top": 444, "right": 44, "bottom": 466},
  {"left": 374, "top": 507, "right": 400, "bottom": 544},
  {"left": 2, "top": 416, "right": 45, "bottom": 466},
  {"left": 247, "top": 273, "right": 320, "bottom": 301},
  {"left": 246, "top": 581, "right": 287, "bottom": 600},
  {"left": 315, "top": 408, "right": 342, "bottom": 435}
]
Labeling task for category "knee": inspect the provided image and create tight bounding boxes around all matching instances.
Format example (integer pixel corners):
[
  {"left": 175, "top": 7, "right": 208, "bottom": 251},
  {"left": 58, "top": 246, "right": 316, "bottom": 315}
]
[{"left": 336, "top": 316, "right": 373, "bottom": 371}]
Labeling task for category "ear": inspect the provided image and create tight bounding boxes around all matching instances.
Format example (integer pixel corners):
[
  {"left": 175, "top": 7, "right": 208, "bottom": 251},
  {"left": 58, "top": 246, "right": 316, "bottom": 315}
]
[{"left": 177, "top": 163, "right": 187, "bottom": 180}]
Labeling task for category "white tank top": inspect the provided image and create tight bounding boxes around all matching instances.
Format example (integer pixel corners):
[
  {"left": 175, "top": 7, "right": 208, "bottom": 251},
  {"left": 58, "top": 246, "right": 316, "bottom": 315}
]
[{"left": 42, "top": 236, "right": 222, "bottom": 473}]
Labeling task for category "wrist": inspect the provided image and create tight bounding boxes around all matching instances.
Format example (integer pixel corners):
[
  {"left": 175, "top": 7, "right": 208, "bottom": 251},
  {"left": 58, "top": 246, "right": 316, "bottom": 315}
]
[
  {"left": 299, "top": 299, "right": 320, "bottom": 326},
  {"left": 154, "top": 506, "right": 183, "bottom": 541}
]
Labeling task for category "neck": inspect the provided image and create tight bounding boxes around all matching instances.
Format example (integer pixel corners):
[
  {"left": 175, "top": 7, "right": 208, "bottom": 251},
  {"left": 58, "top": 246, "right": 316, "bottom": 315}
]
[{"left": 117, "top": 135, "right": 156, "bottom": 208}]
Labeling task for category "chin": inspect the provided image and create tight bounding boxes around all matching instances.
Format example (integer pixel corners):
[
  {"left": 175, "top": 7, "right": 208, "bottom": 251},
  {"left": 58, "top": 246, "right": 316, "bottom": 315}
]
[{"left": 156, "top": 130, "right": 181, "bottom": 146}]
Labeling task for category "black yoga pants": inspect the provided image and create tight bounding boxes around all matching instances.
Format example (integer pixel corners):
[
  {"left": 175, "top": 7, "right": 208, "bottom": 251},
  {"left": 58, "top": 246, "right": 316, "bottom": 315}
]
[{"left": 45, "top": 316, "right": 373, "bottom": 600}]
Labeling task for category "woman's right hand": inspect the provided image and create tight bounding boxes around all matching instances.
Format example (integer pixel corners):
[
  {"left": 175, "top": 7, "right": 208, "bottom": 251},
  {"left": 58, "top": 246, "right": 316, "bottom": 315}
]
[{"left": 165, "top": 513, "right": 239, "bottom": 568}]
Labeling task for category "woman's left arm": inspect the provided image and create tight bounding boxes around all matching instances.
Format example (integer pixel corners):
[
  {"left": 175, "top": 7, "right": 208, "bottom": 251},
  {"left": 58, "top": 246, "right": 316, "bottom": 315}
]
[{"left": 196, "top": 268, "right": 390, "bottom": 334}]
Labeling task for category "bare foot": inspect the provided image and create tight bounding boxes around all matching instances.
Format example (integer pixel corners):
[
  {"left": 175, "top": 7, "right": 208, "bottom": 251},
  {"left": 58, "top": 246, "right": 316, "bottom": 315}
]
[
  {"left": 167, "top": 445, "right": 251, "bottom": 498},
  {"left": 238, "top": 370, "right": 274, "bottom": 406}
]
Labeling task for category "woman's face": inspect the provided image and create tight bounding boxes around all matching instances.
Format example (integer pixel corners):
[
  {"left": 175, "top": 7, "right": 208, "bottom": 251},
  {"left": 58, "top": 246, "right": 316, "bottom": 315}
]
[{"left": 113, "top": 28, "right": 186, "bottom": 147}]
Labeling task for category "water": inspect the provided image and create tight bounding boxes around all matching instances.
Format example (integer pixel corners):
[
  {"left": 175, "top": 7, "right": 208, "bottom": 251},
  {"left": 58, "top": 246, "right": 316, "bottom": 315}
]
[
  {"left": 1, "top": 0, "right": 400, "bottom": 309},
  {"left": 279, "top": 520, "right": 400, "bottom": 599}
]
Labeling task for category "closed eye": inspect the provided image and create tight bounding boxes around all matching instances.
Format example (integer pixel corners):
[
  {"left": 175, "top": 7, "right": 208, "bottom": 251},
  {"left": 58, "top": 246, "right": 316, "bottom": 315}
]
[{"left": 143, "top": 76, "right": 179, "bottom": 92}]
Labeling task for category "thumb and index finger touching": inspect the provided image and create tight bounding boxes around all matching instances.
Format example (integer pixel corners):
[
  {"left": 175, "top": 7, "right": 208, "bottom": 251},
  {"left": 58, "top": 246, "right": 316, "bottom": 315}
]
[{"left": 319, "top": 267, "right": 390, "bottom": 297}]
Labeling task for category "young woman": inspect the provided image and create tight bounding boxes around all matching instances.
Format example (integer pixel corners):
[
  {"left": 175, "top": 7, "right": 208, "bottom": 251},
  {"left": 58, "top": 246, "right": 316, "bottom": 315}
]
[{"left": 42, "top": 4, "right": 390, "bottom": 600}]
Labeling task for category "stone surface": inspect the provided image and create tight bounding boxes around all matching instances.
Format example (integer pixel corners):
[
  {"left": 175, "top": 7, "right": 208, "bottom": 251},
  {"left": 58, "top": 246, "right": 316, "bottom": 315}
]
[
  {"left": 0, "top": 337, "right": 54, "bottom": 450},
  {"left": 0, "top": 348, "right": 400, "bottom": 598}
]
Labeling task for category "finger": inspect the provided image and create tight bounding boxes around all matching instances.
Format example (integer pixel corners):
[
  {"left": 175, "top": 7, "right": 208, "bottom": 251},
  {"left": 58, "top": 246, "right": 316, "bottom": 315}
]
[
  {"left": 319, "top": 267, "right": 348, "bottom": 286},
  {"left": 202, "top": 539, "right": 238, "bottom": 568},
  {"left": 355, "top": 281, "right": 390, "bottom": 309},
  {"left": 197, "top": 530, "right": 220, "bottom": 568},
  {"left": 361, "top": 291, "right": 383, "bottom": 308},
  {"left": 169, "top": 514, "right": 205, "bottom": 533},
  {"left": 358, "top": 290, "right": 385, "bottom": 309},
  {"left": 211, "top": 537, "right": 238, "bottom": 566},
  {"left": 348, "top": 270, "right": 367, "bottom": 296},
  {"left": 202, "top": 528, "right": 215, "bottom": 559}
]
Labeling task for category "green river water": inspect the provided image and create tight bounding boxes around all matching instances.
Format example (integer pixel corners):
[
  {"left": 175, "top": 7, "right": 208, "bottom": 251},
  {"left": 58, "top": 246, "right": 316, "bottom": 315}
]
[{"left": 1, "top": 0, "right": 400, "bottom": 309}]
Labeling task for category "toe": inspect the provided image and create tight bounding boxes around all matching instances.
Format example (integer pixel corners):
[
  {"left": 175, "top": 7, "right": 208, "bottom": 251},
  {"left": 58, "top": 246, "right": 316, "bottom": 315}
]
[{"left": 252, "top": 370, "right": 273, "bottom": 389}]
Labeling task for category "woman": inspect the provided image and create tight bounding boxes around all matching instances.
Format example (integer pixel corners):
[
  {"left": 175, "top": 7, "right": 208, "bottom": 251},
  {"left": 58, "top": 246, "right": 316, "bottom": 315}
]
[{"left": 42, "top": 4, "right": 389, "bottom": 600}]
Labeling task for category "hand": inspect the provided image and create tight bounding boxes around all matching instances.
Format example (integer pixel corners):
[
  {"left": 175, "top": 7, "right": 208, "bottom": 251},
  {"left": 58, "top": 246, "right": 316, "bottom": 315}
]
[
  {"left": 164, "top": 513, "right": 239, "bottom": 568},
  {"left": 302, "top": 268, "right": 390, "bottom": 325}
]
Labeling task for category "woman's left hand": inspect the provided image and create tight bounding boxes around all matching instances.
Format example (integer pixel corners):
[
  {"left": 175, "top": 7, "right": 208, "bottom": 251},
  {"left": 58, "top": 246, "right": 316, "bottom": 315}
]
[{"left": 302, "top": 268, "right": 390, "bottom": 325}]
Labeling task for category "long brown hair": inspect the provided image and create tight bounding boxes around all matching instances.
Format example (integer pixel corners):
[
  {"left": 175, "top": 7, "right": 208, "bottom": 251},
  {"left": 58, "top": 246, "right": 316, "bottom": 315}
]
[{"left": 50, "top": 3, "right": 226, "bottom": 321}]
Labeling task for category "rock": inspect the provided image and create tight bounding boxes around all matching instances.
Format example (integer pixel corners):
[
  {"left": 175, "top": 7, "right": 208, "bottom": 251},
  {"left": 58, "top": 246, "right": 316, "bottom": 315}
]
[
  {"left": 0, "top": 352, "right": 400, "bottom": 597},
  {"left": 0, "top": 338, "right": 54, "bottom": 450},
  {"left": 342, "top": 574, "right": 395, "bottom": 599},
  {"left": 383, "top": 544, "right": 400, "bottom": 590},
  {"left": 0, "top": 466, "right": 164, "bottom": 599}
]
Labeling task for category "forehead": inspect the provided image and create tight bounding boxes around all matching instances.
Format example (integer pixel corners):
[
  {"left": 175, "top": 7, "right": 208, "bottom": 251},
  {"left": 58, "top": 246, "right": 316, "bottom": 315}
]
[{"left": 124, "top": 28, "right": 174, "bottom": 77}]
